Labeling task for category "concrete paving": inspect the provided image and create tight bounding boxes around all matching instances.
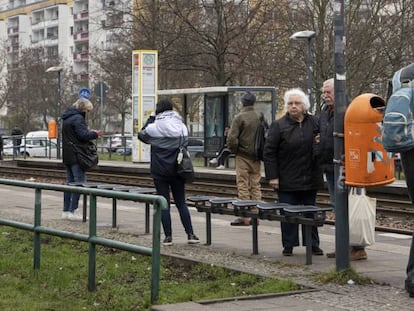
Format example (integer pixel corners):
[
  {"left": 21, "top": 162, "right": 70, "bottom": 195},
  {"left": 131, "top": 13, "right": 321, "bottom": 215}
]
[{"left": 1, "top": 159, "right": 414, "bottom": 310}]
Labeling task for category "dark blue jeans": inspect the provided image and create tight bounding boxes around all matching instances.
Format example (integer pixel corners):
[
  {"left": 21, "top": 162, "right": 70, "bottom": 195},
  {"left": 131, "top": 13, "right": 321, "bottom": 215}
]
[
  {"left": 153, "top": 177, "right": 194, "bottom": 238},
  {"left": 278, "top": 190, "right": 320, "bottom": 249},
  {"left": 64, "top": 163, "right": 85, "bottom": 212}
]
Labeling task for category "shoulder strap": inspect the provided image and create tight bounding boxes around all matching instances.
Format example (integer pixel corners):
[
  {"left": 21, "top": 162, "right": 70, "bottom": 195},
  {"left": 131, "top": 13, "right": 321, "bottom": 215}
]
[{"left": 392, "top": 68, "right": 402, "bottom": 93}]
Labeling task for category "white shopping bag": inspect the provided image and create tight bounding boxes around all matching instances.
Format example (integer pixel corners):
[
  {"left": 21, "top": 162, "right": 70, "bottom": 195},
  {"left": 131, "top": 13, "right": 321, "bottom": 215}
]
[{"left": 348, "top": 187, "right": 376, "bottom": 246}]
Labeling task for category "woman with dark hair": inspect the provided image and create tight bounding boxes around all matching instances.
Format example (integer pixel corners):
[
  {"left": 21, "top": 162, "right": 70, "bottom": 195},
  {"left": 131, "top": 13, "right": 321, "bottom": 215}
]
[{"left": 138, "top": 99, "right": 199, "bottom": 246}]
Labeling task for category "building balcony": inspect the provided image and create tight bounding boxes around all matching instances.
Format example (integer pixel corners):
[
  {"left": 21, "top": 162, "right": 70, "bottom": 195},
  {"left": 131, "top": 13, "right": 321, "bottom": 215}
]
[
  {"left": 73, "top": 32, "right": 89, "bottom": 42},
  {"left": 7, "top": 27, "right": 19, "bottom": 35},
  {"left": 7, "top": 43, "right": 19, "bottom": 52},
  {"left": 73, "top": 52, "right": 89, "bottom": 62},
  {"left": 73, "top": 73, "right": 89, "bottom": 82},
  {"left": 74, "top": 10, "right": 89, "bottom": 20},
  {"left": 31, "top": 17, "right": 44, "bottom": 25}
]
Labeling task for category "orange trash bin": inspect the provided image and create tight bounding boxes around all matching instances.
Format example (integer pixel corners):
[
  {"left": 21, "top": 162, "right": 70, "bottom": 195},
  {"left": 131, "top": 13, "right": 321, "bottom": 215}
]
[
  {"left": 344, "top": 93, "right": 395, "bottom": 187},
  {"left": 48, "top": 119, "right": 57, "bottom": 139}
]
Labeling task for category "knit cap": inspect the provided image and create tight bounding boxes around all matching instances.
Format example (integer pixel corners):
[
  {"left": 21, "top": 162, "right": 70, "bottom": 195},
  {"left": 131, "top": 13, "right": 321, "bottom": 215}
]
[{"left": 241, "top": 92, "right": 256, "bottom": 106}]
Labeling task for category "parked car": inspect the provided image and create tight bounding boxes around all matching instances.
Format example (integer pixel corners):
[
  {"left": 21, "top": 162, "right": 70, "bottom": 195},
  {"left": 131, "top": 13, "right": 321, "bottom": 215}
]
[
  {"left": 187, "top": 137, "right": 204, "bottom": 158},
  {"left": 116, "top": 139, "right": 132, "bottom": 155},
  {"left": 4, "top": 131, "right": 58, "bottom": 157},
  {"left": 107, "top": 134, "right": 132, "bottom": 152}
]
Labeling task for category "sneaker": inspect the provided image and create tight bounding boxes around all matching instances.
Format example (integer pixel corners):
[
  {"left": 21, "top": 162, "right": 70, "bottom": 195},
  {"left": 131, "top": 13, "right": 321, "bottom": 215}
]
[
  {"left": 230, "top": 218, "right": 250, "bottom": 226},
  {"left": 209, "top": 158, "right": 218, "bottom": 165},
  {"left": 68, "top": 210, "right": 84, "bottom": 221},
  {"left": 216, "top": 165, "right": 225, "bottom": 170},
  {"left": 61, "top": 211, "right": 71, "bottom": 220},
  {"left": 163, "top": 236, "right": 173, "bottom": 246},
  {"left": 326, "top": 251, "right": 336, "bottom": 258},
  {"left": 350, "top": 249, "right": 367, "bottom": 261},
  {"left": 282, "top": 247, "right": 293, "bottom": 256},
  {"left": 312, "top": 246, "right": 324, "bottom": 256},
  {"left": 187, "top": 234, "right": 200, "bottom": 244}
]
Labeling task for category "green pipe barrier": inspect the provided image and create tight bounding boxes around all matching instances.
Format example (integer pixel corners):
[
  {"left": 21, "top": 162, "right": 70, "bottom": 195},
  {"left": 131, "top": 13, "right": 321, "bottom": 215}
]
[{"left": 0, "top": 178, "right": 167, "bottom": 304}]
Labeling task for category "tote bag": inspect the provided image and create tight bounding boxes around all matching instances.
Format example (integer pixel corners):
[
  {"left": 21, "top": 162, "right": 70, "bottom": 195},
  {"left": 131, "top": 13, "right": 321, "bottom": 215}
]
[
  {"left": 348, "top": 187, "right": 376, "bottom": 246},
  {"left": 71, "top": 141, "right": 99, "bottom": 171},
  {"left": 176, "top": 146, "right": 194, "bottom": 183}
]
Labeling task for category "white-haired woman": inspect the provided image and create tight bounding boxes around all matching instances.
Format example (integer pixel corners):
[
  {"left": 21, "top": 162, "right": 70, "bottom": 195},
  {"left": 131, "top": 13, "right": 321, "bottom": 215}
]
[
  {"left": 263, "top": 88, "right": 324, "bottom": 256},
  {"left": 61, "top": 98, "right": 102, "bottom": 221}
]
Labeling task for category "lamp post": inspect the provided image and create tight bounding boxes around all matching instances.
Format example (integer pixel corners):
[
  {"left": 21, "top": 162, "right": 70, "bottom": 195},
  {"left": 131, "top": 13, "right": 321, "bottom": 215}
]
[
  {"left": 290, "top": 30, "right": 316, "bottom": 112},
  {"left": 46, "top": 66, "right": 63, "bottom": 159}
]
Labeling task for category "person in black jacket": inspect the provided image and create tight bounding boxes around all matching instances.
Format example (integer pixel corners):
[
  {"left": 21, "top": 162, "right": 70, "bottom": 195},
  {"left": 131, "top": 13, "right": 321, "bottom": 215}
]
[
  {"left": 138, "top": 99, "right": 199, "bottom": 246},
  {"left": 61, "top": 98, "right": 102, "bottom": 221},
  {"left": 263, "top": 88, "right": 324, "bottom": 256},
  {"left": 11, "top": 125, "right": 23, "bottom": 156},
  {"left": 320, "top": 78, "right": 367, "bottom": 261},
  {"left": 209, "top": 126, "right": 231, "bottom": 169}
]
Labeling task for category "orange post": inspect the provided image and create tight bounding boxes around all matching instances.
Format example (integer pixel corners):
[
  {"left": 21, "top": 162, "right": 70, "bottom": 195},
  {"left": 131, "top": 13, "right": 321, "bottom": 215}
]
[
  {"left": 48, "top": 119, "right": 57, "bottom": 139},
  {"left": 344, "top": 93, "right": 394, "bottom": 187}
]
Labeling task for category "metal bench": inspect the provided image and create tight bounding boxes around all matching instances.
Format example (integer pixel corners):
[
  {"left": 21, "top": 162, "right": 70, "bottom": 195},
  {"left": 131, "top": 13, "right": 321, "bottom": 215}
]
[
  {"left": 69, "top": 182, "right": 156, "bottom": 232},
  {"left": 257, "top": 203, "right": 332, "bottom": 264},
  {"left": 187, "top": 196, "right": 332, "bottom": 265}
]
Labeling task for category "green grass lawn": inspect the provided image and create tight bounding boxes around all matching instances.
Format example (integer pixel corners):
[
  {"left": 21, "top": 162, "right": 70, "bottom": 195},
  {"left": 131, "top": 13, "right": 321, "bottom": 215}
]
[{"left": 0, "top": 226, "right": 300, "bottom": 310}]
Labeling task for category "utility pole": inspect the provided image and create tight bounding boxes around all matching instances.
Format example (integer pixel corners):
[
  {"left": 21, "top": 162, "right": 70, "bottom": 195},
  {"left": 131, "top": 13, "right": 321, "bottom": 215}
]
[{"left": 333, "top": 0, "right": 350, "bottom": 270}]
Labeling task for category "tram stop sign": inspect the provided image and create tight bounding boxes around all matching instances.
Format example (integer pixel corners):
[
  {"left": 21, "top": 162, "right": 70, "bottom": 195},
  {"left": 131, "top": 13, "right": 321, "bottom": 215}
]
[{"left": 78, "top": 88, "right": 91, "bottom": 100}]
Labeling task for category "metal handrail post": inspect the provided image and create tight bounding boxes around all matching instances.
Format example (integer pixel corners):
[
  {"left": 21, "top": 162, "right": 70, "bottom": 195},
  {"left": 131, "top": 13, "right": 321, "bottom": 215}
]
[
  {"left": 33, "top": 188, "right": 42, "bottom": 270},
  {"left": 88, "top": 194, "right": 97, "bottom": 291},
  {"left": 150, "top": 199, "right": 164, "bottom": 304}
]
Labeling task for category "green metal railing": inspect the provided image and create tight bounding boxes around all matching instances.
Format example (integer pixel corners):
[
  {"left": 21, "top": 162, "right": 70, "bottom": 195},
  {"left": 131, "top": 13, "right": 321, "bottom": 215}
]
[{"left": 0, "top": 178, "right": 167, "bottom": 304}]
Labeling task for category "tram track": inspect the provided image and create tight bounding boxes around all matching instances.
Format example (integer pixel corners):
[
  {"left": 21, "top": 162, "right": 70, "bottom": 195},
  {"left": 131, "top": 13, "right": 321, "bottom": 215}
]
[{"left": 0, "top": 163, "right": 413, "bottom": 234}]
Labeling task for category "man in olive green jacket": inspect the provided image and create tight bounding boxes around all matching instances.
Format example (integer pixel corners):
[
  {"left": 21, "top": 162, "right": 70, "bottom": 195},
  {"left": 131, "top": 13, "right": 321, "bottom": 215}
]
[{"left": 227, "top": 92, "right": 262, "bottom": 226}]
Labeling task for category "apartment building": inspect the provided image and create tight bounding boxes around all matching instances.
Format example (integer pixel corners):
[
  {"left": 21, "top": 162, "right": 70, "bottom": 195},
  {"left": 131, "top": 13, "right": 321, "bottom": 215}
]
[{"left": 0, "top": 0, "right": 126, "bottom": 83}]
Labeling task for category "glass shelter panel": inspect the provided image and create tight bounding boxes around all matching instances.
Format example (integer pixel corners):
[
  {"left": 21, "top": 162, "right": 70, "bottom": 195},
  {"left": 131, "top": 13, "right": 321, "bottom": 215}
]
[
  {"left": 186, "top": 94, "right": 204, "bottom": 138},
  {"left": 204, "top": 95, "right": 225, "bottom": 157},
  {"left": 228, "top": 90, "right": 274, "bottom": 125}
]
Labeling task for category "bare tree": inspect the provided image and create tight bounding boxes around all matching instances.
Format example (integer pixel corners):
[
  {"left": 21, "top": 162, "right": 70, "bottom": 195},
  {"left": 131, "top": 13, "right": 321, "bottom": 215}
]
[
  {"left": 6, "top": 48, "right": 60, "bottom": 132},
  {"left": 90, "top": 46, "right": 132, "bottom": 134}
]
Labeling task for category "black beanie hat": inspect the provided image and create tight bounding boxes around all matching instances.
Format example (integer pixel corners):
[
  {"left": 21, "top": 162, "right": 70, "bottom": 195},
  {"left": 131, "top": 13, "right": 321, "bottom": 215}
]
[
  {"left": 241, "top": 91, "right": 256, "bottom": 106},
  {"left": 156, "top": 99, "right": 173, "bottom": 114}
]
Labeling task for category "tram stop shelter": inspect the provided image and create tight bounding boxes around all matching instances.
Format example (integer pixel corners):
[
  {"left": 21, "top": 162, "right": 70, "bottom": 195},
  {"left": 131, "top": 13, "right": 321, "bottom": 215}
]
[{"left": 158, "top": 86, "right": 277, "bottom": 165}]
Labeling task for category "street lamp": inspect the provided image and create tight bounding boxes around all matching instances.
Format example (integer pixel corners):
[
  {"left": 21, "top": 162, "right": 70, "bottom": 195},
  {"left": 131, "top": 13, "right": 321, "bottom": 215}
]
[
  {"left": 290, "top": 30, "right": 316, "bottom": 112},
  {"left": 46, "top": 66, "right": 63, "bottom": 159}
]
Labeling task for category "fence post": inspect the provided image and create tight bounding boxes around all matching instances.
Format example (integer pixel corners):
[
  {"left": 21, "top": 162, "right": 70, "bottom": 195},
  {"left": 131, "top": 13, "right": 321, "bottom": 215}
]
[
  {"left": 151, "top": 199, "right": 163, "bottom": 304},
  {"left": 33, "top": 188, "right": 42, "bottom": 271},
  {"left": 88, "top": 194, "right": 97, "bottom": 291}
]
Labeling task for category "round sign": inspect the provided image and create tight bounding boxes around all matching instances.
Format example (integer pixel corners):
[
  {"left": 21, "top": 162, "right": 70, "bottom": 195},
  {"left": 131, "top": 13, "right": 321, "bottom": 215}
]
[{"left": 78, "top": 88, "right": 91, "bottom": 99}]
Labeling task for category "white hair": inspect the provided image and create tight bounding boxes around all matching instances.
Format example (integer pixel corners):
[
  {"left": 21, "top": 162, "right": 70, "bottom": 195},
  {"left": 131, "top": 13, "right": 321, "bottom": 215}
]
[
  {"left": 323, "top": 78, "right": 334, "bottom": 89},
  {"left": 283, "top": 88, "right": 310, "bottom": 112}
]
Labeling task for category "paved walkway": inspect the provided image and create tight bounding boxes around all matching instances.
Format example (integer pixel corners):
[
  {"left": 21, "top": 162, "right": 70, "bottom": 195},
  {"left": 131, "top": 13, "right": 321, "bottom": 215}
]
[
  {"left": 0, "top": 161, "right": 413, "bottom": 310},
  {"left": 149, "top": 208, "right": 413, "bottom": 311}
]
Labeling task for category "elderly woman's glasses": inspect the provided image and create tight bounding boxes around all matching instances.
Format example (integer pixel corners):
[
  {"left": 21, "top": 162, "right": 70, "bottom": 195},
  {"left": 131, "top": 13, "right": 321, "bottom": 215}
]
[{"left": 287, "top": 101, "right": 303, "bottom": 106}]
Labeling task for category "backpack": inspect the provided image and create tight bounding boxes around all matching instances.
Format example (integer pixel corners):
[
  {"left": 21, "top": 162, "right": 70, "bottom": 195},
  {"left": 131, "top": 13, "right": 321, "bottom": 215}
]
[
  {"left": 381, "top": 64, "right": 414, "bottom": 152},
  {"left": 254, "top": 112, "right": 269, "bottom": 161}
]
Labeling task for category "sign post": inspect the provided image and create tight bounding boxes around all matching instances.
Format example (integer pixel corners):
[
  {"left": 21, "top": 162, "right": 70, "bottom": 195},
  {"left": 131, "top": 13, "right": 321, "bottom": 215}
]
[
  {"left": 131, "top": 50, "right": 158, "bottom": 162},
  {"left": 94, "top": 82, "right": 108, "bottom": 130}
]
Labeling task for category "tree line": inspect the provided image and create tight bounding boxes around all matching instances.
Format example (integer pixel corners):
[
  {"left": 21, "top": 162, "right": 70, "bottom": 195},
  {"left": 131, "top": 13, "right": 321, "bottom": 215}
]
[{"left": 1, "top": 0, "right": 413, "bottom": 133}]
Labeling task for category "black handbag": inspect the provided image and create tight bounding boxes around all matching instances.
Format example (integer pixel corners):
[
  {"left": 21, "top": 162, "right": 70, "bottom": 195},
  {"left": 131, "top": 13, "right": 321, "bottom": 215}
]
[
  {"left": 176, "top": 146, "right": 194, "bottom": 183},
  {"left": 71, "top": 141, "right": 99, "bottom": 171}
]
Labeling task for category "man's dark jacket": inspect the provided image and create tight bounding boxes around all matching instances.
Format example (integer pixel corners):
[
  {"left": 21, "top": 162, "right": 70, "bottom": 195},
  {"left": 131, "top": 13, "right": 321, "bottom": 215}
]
[{"left": 318, "top": 105, "right": 334, "bottom": 172}]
